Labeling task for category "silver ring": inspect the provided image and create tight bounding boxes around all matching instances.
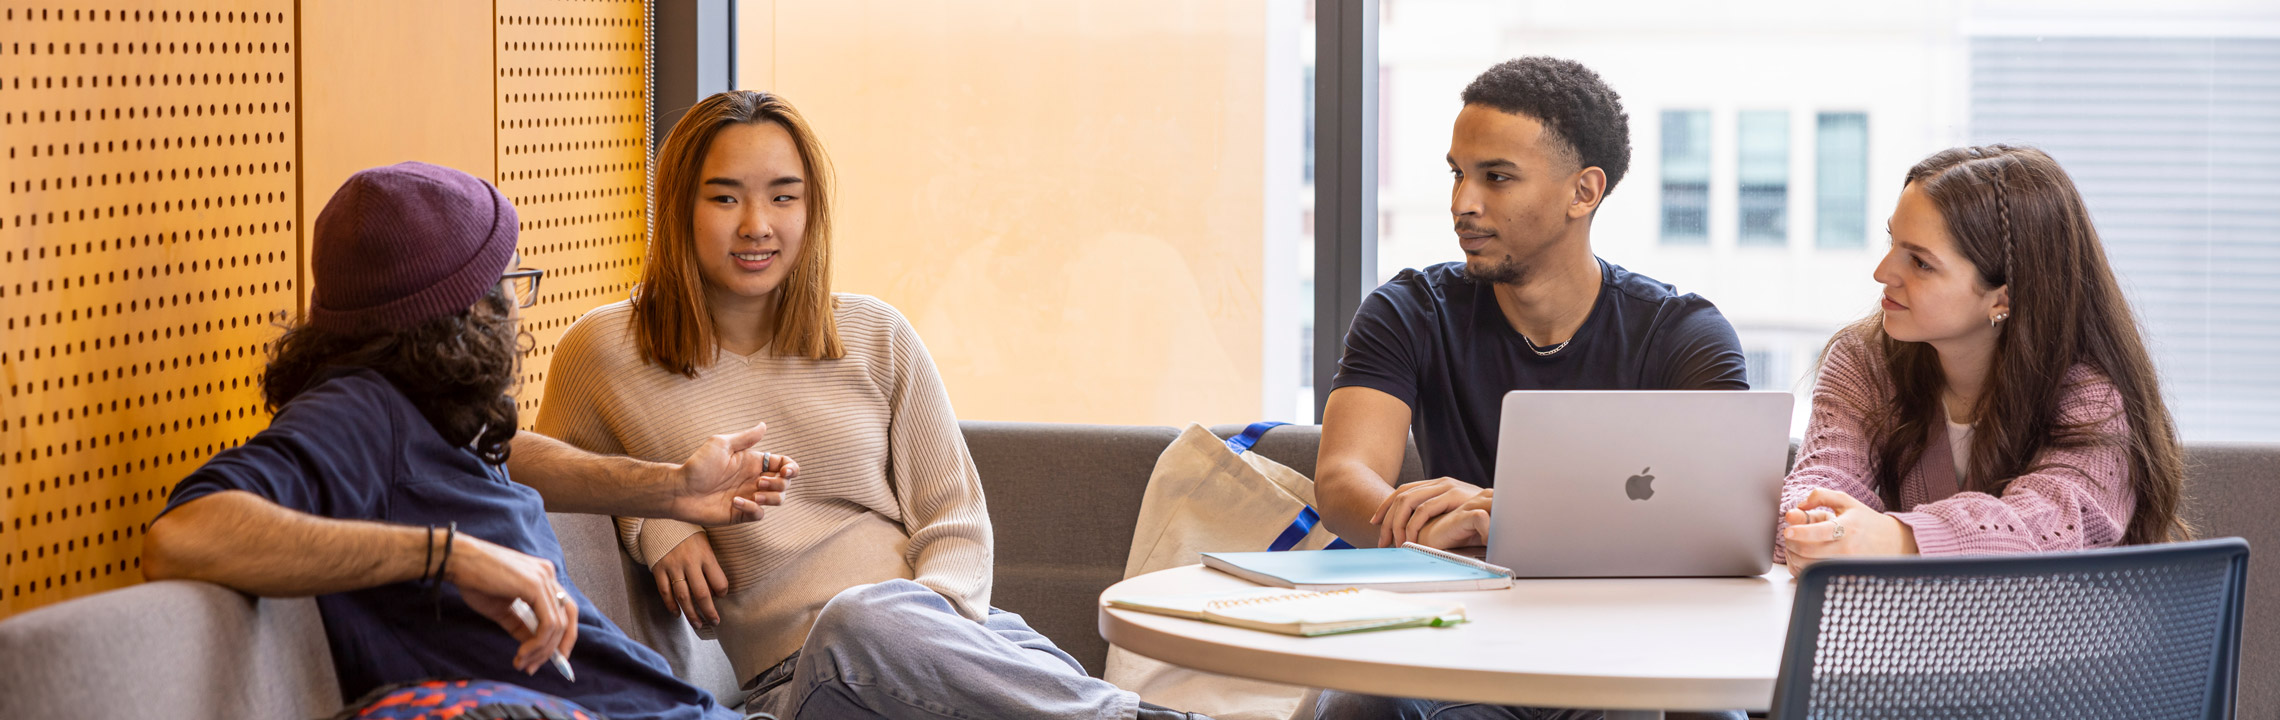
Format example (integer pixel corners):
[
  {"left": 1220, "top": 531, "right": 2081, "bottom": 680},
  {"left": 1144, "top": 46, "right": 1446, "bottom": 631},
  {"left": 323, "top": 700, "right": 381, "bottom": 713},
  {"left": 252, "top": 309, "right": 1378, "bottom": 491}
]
[
  {"left": 1830, "top": 522, "right": 1847, "bottom": 541},
  {"left": 554, "top": 589, "right": 570, "bottom": 605}
]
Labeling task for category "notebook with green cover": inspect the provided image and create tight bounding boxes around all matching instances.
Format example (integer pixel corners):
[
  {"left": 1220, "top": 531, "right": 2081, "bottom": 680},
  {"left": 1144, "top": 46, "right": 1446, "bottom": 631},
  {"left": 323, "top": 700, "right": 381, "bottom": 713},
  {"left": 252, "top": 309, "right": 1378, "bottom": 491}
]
[{"left": 1200, "top": 547, "right": 1513, "bottom": 592}]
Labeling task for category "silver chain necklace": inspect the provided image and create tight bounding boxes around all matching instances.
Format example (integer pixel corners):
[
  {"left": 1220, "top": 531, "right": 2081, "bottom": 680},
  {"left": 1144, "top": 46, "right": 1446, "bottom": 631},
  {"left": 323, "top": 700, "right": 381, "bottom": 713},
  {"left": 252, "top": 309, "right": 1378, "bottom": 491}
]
[
  {"left": 1520, "top": 333, "right": 1571, "bottom": 357},
  {"left": 1507, "top": 281, "right": 1592, "bottom": 357}
]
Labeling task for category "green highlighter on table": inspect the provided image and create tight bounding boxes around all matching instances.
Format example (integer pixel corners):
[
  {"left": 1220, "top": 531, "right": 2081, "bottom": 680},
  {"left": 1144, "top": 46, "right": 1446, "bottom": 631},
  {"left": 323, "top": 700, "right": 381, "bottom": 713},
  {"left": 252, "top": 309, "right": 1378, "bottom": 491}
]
[{"left": 1107, "top": 544, "right": 1507, "bottom": 637}]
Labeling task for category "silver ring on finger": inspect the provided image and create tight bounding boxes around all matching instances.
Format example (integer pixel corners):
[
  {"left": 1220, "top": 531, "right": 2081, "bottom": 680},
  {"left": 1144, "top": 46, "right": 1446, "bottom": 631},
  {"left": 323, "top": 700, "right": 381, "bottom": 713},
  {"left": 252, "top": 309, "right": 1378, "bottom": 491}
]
[{"left": 554, "top": 589, "right": 570, "bottom": 605}]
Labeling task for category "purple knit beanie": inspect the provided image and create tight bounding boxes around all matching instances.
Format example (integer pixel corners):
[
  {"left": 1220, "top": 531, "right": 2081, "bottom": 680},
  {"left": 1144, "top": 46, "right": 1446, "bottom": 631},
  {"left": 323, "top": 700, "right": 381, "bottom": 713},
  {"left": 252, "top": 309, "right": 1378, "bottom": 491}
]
[{"left": 307, "top": 161, "right": 519, "bottom": 332}]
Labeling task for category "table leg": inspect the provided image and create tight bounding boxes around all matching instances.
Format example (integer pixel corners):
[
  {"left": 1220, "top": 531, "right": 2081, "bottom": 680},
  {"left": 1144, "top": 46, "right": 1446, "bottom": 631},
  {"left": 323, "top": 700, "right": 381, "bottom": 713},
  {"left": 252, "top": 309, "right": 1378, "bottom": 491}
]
[{"left": 1602, "top": 711, "right": 1663, "bottom": 720}]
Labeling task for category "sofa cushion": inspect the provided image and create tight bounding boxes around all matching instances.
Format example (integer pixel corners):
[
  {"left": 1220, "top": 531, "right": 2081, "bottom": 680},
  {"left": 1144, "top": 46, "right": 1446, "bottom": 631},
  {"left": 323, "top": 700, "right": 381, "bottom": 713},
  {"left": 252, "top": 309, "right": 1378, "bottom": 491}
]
[
  {"left": 548, "top": 511, "right": 742, "bottom": 701},
  {"left": 966, "top": 421, "right": 1181, "bottom": 676},
  {"left": 2180, "top": 443, "right": 2280, "bottom": 717},
  {"left": 0, "top": 581, "right": 339, "bottom": 720}
]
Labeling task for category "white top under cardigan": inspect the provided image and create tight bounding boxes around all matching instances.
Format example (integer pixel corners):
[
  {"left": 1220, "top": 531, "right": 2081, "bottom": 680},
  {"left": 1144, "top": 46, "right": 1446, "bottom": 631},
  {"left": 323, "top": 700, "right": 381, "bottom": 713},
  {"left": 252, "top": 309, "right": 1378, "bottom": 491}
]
[{"left": 1947, "top": 417, "right": 1974, "bottom": 485}]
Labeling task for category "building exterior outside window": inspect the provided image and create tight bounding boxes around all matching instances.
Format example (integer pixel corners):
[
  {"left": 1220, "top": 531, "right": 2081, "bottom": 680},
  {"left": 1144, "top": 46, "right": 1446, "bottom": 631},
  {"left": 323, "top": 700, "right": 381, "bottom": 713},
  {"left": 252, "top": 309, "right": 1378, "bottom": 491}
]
[
  {"left": 1737, "top": 109, "right": 1790, "bottom": 246},
  {"left": 1661, "top": 109, "right": 1712, "bottom": 244},
  {"left": 1816, "top": 112, "right": 1870, "bottom": 249}
]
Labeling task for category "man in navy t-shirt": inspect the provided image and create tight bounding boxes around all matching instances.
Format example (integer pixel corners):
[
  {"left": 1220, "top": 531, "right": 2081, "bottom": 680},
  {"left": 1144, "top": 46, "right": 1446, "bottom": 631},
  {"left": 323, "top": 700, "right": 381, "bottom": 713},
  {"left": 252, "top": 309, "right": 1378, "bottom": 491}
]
[
  {"left": 1316, "top": 57, "right": 1748, "bottom": 555},
  {"left": 143, "top": 163, "right": 787, "bottom": 720},
  {"left": 1310, "top": 55, "right": 1748, "bottom": 720}
]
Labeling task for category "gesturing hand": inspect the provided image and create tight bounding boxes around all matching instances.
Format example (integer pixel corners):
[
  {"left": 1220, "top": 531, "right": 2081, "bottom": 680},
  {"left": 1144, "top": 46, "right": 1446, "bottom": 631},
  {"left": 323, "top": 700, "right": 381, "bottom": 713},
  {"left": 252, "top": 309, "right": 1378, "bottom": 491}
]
[
  {"left": 445, "top": 533, "right": 581, "bottom": 676},
  {"left": 653, "top": 532, "right": 728, "bottom": 630},
  {"left": 1781, "top": 488, "right": 1919, "bottom": 573},
  {"left": 1372, "top": 477, "right": 1488, "bottom": 548},
  {"left": 671, "top": 422, "right": 798, "bottom": 526}
]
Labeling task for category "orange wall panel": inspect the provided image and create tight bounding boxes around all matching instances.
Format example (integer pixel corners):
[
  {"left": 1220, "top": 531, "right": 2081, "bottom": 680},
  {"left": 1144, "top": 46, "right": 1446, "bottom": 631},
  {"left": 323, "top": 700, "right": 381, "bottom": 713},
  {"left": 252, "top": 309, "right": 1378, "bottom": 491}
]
[
  {"left": 0, "top": 2, "right": 300, "bottom": 615},
  {"left": 495, "top": 0, "right": 652, "bottom": 429},
  {"left": 300, "top": 0, "right": 498, "bottom": 208}
]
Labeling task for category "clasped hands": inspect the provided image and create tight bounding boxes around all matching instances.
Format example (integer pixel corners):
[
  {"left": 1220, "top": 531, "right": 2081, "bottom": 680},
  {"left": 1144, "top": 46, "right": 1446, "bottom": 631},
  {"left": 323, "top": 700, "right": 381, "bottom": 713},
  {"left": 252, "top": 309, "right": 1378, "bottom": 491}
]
[
  {"left": 1372, "top": 477, "right": 1494, "bottom": 549},
  {"left": 1780, "top": 487, "right": 1917, "bottom": 573}
]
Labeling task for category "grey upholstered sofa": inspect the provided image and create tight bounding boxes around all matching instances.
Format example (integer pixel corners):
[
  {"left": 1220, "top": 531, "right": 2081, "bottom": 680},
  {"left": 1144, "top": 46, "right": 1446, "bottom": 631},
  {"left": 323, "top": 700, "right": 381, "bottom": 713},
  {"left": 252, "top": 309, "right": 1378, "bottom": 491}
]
[{"left": 0, "top": 422, "right": 2270, "bottom": 718}]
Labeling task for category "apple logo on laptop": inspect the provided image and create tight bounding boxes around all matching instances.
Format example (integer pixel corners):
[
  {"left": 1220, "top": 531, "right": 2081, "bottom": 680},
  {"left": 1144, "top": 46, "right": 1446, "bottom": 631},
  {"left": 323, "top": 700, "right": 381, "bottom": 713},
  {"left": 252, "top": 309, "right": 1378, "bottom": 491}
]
[{"left": 1625, "top": 467, "right": 1655, "bottom": 501}]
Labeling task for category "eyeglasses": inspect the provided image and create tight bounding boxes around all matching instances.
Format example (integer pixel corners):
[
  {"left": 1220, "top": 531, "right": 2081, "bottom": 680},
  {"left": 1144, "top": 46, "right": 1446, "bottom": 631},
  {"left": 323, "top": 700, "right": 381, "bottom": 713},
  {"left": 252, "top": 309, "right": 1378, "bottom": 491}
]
[{"left": 501, "top": 268, "right": 544, "bottom": 309}]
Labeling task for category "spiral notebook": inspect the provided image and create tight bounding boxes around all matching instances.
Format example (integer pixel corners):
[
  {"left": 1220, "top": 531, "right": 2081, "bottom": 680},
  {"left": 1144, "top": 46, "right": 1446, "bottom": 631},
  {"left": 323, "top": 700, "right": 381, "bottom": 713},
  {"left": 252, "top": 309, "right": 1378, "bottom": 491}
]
[
  {"left": 1199, "top": 546, "right": 1513, "bottom": 592},
  {"left": 1106, "top": 587, "right": 1468, "bottom": 637}
]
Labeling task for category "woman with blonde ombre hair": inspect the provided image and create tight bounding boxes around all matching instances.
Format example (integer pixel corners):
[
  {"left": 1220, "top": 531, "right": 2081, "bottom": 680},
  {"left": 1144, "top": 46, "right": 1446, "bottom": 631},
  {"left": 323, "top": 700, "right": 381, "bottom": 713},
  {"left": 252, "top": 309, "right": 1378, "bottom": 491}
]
[
  {"left": 536, "top": 91, "right": 1204, "bottom": 720},
  {"left": 1777, "top": 144, "right": 2188, "bottom": 568}
]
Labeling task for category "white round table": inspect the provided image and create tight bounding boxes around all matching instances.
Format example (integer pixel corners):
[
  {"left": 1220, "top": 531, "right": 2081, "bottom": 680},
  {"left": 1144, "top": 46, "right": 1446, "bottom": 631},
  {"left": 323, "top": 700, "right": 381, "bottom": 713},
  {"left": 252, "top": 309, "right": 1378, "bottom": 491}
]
[{"left": 1098, "top": 564, "right": 1796, "bottom": 719}]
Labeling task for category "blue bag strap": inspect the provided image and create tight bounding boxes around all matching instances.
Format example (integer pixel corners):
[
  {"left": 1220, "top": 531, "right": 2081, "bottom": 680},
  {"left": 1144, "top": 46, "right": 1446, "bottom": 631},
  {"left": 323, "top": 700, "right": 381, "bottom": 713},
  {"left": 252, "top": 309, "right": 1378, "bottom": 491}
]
[
  {"left": 1232, "top": 421, "right": 1358, "bottom": 552},
  {"left": 1224, "top": 421, "right": 1288, "bottom": 455},
  {"left": 1269, "top": 506, "right": 1356, "bottom": 551}
]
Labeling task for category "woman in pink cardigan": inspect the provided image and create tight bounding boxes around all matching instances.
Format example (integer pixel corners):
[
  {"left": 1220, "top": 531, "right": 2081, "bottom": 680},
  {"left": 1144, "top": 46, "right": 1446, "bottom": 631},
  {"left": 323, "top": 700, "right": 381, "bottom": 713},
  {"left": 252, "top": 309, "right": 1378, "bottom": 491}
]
[{"left": 1779, "top": 145, "right": 2188, "bottom": 569}]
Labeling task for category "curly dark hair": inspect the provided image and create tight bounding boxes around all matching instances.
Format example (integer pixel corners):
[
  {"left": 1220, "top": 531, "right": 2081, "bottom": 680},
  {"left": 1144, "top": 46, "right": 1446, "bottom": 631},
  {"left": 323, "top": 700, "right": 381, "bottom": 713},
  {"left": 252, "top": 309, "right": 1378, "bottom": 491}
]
[
  {"left": 1459, "top": 56, "right": 1632, "bottom": 196},
  {"left": 261, "top": 286, "right": 526, "bottom": 465}
]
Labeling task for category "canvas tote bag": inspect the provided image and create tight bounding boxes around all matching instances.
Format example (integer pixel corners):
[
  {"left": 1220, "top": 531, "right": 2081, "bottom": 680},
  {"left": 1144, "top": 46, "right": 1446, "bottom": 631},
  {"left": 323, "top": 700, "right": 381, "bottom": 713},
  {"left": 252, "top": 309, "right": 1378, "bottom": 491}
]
[{"left": 1105, "top": 422, "right": 1353, "bottom": 720}]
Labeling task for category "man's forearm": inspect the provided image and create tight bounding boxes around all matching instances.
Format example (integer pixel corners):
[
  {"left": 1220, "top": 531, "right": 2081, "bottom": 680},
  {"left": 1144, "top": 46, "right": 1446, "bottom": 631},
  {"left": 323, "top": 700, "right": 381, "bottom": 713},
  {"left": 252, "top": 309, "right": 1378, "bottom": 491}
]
[
  {"left": 508, "top": 431, "right": 679, "bottom": 517},
  {"left": 1316, "top": 465, "right": 1394, "bottom": 547},
  {"left": 144, "top": 491, "right": 431, "bottom": 596}
]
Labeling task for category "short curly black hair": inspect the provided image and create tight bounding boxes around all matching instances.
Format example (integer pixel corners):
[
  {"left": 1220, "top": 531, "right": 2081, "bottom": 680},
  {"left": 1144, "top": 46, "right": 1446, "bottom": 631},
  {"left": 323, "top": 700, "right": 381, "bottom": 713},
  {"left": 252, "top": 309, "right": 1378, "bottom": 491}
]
[{"left": 1460, "top": 57, "right": 1632, "bottom": 196}]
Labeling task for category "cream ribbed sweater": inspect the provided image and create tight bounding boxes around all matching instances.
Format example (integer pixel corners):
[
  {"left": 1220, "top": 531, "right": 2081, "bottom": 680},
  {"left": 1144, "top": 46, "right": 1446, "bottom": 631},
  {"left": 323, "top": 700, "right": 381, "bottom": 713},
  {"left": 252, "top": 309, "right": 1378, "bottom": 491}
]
[{"left": 533, "top": 294, "right": 993, "bottom": 681}]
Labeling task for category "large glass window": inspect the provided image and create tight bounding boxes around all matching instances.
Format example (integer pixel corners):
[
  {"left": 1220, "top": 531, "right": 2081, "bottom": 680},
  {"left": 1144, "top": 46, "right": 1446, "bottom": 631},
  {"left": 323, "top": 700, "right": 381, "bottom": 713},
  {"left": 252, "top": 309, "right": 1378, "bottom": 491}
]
[
  {"left": 711, "top": 0, "right": 2280, "bottom": 441},
  {"left": 1660, "top": 110, "right": 1712, "bottom": 244},
  {"left": 1736, "top": 110, "right": 1790, "bottom": 246},
  {"left": 1374, "top": 1, "right": 2279, "bottom": 441},
  {"left": 1815, "top": 112, "right": 1869, "bottom": 249},
  {"left": 736, "top": 0, "right": 1304, "bottom": 426}
]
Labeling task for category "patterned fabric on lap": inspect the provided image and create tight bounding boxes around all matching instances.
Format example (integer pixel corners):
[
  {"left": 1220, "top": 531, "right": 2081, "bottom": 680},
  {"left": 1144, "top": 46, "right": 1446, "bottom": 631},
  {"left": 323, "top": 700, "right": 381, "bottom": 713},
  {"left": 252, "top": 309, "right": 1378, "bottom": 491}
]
[{"left": 335, "top": 678, "right": 606, "bottom": 720}]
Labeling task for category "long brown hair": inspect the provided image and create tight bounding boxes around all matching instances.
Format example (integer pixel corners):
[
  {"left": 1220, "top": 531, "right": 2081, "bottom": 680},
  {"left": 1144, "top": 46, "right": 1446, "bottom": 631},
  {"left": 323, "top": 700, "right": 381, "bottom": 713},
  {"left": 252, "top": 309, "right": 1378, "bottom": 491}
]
[
  {"left": 264, "top": 286, "right": 524, "bottom": 465},
  {"left": 634, "top": 90, "right": 842, "bottom": 376},
  {"left": 1846, "top": 144, "right": 2185, "bottom": 545}
]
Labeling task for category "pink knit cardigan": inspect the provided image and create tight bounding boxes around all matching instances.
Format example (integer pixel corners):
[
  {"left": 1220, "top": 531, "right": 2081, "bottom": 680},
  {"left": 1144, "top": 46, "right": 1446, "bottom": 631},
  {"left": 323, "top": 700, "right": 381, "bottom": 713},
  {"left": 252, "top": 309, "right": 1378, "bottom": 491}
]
[{"left": 1775, "top": 332, "right": 2137, "bottom": 559}]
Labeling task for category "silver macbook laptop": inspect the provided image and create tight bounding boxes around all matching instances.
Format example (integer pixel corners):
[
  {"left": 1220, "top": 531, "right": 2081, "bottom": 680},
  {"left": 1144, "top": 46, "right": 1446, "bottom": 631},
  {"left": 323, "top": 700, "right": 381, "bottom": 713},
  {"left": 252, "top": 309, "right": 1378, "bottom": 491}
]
[{"left": 1485, "top": 390, "right": 1793, "bottom": 578}]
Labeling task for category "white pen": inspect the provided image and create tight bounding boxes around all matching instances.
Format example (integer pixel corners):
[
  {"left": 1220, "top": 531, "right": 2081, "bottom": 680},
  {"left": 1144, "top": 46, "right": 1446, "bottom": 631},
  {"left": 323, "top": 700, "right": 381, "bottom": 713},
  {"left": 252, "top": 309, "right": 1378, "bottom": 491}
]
[
  {"left": 1402, "top": 541, "right": 1516, "bottom": 577},
  {"left": 509, "top": 598, "right": 577, "bottom": 682}
]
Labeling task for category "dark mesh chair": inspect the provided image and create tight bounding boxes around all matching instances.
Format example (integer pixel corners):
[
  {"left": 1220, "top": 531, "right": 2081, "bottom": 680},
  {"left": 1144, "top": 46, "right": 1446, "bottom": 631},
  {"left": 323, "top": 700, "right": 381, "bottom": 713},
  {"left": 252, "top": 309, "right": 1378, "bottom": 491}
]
[{"left": 1771, "top": 538, "right": 2250, "bottom": 720}]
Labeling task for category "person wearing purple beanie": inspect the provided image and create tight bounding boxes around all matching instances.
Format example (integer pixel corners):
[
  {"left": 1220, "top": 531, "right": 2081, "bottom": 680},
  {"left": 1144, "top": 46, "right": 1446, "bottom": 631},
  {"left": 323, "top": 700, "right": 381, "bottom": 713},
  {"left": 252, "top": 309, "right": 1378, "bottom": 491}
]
[{"left": 142, "top": 161, "right": 789, "bottom": 720}]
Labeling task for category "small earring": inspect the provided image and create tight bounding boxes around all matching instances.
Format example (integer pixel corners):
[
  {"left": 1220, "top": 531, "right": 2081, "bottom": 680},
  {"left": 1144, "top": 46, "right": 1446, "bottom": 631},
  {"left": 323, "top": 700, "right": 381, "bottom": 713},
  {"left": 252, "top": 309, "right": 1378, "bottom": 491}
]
[{"left": 1990, "top": 312, "right": 2010, "bottom": 328}]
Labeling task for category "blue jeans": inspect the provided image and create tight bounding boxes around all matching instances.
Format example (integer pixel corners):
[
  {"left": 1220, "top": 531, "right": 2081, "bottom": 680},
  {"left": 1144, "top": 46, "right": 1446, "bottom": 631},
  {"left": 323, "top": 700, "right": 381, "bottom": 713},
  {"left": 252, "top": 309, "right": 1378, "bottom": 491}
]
[
  {"left": 1314, "top": 691, "right": 1748, "bottom": 720},
  {"left": 745, "top": 580, "right": 1140, "bottom": 720}
]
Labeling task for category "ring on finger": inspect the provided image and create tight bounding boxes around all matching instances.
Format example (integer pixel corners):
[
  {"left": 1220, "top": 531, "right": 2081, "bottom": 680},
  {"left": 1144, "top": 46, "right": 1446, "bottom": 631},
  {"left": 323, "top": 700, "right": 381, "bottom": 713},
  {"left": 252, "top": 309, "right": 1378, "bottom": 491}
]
[{"left": 554, "top": 589, "right": 570, "bottom": 605}]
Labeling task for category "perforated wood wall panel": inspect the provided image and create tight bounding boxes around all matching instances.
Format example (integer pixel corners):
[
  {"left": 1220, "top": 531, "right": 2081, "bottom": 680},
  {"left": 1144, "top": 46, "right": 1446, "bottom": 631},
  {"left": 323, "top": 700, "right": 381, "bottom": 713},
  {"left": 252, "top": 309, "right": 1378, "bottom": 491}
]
[
  {"left": 0, "top": 1, "right": 653, "bottom": 618},
  {"left": 496, "top": 0, "right": 651, "bottom": 428},
  {"left": 0, "top": 2, "right": 299, "bottom": 615}
]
